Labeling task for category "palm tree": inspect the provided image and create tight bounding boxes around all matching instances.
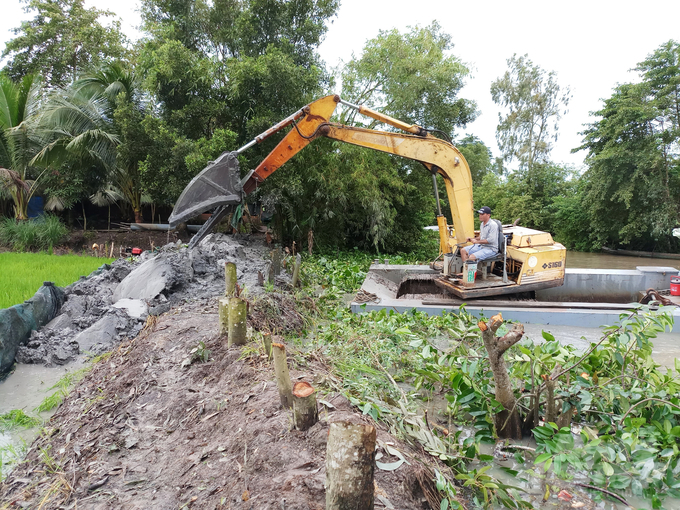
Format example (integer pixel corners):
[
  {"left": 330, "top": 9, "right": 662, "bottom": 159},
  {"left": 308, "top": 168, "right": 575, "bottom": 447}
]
[
  {"left": 32, "top": 62, "right": 148, "bottom": 223},
  {"left": 0, "top": 74, "right": 41, "bottom": 220}
]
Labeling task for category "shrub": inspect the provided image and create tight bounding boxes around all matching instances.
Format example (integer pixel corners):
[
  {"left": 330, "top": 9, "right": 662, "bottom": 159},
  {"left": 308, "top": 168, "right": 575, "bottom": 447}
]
[{"left": 0, "top": 215, "right": 69, "bottom": 252}]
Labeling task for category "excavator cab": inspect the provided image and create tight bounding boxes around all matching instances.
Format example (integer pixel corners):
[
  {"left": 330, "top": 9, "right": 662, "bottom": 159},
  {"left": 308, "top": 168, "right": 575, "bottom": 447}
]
[{"left": 169, "top": 95, "right": 565, "bottom": 298}]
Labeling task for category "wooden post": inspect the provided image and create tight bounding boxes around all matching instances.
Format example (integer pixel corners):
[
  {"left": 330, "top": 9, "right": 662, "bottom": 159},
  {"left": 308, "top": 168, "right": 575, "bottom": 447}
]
[
  {"left": 272, "top": 341, "right": 293, "bottom": 408},
  {"left": 326, "top": 422, "right": 376, "bottom": 510},
  {"left": 225, "top": 262, "right": 237, "bottom": 297},
  {"left": 292, "top": 382, "right": 318, "bottom": 431},
  {"left": 218, "top": 297, "right": 230, "bottom": 337},
  {"left": 228, "top": 297, "right": 247, "bottom": 346},
  {"left": 291, "top": 254, "right": 302, "bottom": 288},
  {"left": 262, "top": 332, "right": 272, "bottom": 358}
]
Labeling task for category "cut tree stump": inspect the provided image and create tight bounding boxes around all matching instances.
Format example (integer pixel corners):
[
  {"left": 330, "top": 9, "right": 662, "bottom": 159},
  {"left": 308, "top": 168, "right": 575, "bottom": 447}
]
[
  {"left": 262, "top": 332, "right": 272, "bottom": 358},
  {"left": 272, "top": 341, "right": 293, "bottom": 408},
  {"left": 218, "top": 297, "right": 229, "bottom": 337},
  {"left": 225, "top": 262, "right": 237, "bottom": 297},
  {"left": 292, "top": 381, "right": 318, "bottom": 431},
  {"left": 480, "top": 313, "right": 525, "bottom": 439},
  {"left": 291, "top": 254, "right": 302, "bottom": 288},
  {"left": 228, "top": 297, "right": 247, "bottom": 346},
  {"left": 326, "top": 421, "right": 376, "bottom": 510}
]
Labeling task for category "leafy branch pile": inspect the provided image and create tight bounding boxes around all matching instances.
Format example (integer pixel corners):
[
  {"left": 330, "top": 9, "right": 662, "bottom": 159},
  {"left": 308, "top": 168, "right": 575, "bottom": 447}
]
[{"left": 299, "top": 252, "right": 680, "bottom": 509}]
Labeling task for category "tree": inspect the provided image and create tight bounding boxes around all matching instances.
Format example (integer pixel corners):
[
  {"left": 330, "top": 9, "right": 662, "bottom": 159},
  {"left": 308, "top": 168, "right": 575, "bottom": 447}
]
[
  {"left": 635, "top": 40, "right": 680, "bottom": 134},
  {"left": 33, "top": 63, "right": 152, "bottom": 223},
  {"left": 341, "top": 22, "right": 477, "bottom": 136},
  {"left": 491, "top": 54, "right": 571, "bottom": 172},
  {"left": 2, "top": 0, "right": 128, "bottom": 89},
  {"left": 577, "top": 81, "right": 679, "bottom": 250},
  {"left": 457, "top": 135, "right": 493, "bottom": 187},
  {"left": 0, "top": 74, "right": 42, "bottom": 220}
]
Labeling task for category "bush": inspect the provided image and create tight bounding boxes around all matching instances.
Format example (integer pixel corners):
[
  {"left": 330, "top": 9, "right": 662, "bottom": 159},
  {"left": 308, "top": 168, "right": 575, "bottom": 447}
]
[{"left": 0, "top": 215, "right": 69, "bottom": 252}]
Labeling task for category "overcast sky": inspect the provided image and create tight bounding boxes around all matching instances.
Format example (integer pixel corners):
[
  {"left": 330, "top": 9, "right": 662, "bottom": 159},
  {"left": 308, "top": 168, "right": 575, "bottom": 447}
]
[{"left": 4, "top": 0, "right": 680, "bottom": 171}]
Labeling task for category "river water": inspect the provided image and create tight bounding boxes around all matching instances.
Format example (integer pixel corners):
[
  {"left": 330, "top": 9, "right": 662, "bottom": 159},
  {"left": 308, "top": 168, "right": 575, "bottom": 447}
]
[{"left": 567, "top": 250, "right": 680, "bottom": 270}]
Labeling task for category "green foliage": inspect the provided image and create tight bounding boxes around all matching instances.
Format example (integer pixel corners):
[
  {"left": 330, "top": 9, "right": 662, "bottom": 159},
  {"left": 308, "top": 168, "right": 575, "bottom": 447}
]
[
  {"left": 577, "top": 40, "right": 680, "bottom": 251},
  {"left": 457, "top": 135, "right": 495, "bottom": 187},
  {"left": 2, "top": 0, "right": 128, "bottom": 88},
  {"left": 341, "top": 22, "right": 477, "bottom": 136},
  {"left": 0, "top": 410, "right": 41, "bottom": 431},
  {"left": 35, "top": 368, "right": 88, "bottom": 413},
  {"left": 0, "top": 215, "right": 68, "bottom": 252},
  {"left": 491, "top": 54, "right": 571, "bottom": 172},
  {"left": 0, "top": 73, "right": 42, "bottom": 220},
  {"left": 0, "top": 251, "right": 112, "bottom": 308},
  {"left": 190, "top": 341, "right": 211, "bottom": 363},
  {"left": 299, "top": 251, "right": 680, "bottom": 507}
]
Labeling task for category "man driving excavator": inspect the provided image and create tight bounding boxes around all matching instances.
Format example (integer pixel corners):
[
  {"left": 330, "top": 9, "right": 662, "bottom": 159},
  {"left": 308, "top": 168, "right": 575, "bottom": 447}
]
[{"left": 460, "top": 206, "right": 499, "bottom": 262}]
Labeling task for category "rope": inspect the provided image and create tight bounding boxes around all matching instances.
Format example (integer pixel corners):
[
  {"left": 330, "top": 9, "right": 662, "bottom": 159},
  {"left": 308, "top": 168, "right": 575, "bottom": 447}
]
[{"left": 354, "top": 289, "right": 381, "bottom": 304}]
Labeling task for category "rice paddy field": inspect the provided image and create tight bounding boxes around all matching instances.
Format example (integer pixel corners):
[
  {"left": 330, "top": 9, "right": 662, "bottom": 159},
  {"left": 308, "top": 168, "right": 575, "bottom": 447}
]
[{"left": 0, "top": 253, "right": 114, "bottom": 309}]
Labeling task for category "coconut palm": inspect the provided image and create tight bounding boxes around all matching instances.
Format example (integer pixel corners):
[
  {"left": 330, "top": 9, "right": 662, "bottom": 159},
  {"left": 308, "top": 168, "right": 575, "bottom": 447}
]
[
  {"left": 32, "top": 62, "right": 149, "bottom": 223},
  {"left": 0, "top": 74, "right": 41, "bottom": 220}
]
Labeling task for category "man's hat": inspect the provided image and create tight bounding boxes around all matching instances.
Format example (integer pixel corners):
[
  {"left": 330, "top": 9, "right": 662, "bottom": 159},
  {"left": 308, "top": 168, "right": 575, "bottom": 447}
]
[{"left": 477, "top": 206, "right": 491, "bottom": 215}]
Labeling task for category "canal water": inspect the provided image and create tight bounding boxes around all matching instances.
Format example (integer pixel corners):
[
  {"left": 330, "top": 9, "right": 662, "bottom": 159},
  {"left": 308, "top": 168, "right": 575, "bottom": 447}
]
[{"left": 567, "top": 250, "right": 680, "bottom": 270}]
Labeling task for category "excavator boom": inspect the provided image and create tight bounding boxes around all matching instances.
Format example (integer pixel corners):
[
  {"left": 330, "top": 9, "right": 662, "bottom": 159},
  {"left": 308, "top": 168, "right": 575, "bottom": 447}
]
[{"left": 169, "top": 94, "right": 565, "bottom": 298}]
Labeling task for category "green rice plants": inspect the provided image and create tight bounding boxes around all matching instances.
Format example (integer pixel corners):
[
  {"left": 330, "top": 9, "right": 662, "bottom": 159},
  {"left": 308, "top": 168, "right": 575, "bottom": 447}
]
[{"left": 0, "top": 252, "right": 114, "bottom": 308}]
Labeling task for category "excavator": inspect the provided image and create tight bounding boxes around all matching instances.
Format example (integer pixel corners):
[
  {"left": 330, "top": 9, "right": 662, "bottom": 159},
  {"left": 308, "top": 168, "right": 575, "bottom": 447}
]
[{"left": 168, "top": 95, "right": 566, "bottom": 299}]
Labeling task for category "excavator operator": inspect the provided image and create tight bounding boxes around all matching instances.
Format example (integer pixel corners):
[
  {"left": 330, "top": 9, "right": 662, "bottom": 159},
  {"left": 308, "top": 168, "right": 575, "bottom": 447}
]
[{"left": 461, "top": 206, "right": 499, "bottom": 262}]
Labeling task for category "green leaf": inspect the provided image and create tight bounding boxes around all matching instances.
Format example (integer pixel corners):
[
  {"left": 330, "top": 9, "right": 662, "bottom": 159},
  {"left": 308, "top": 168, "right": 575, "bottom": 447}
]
[
  {"left": 535, "top": 453, "right": 552, "bottom": 464},
  {"left": 541, "top": 331, "right": 555, "bottom": 342},
  {"left": 602, "top": 462, "right": 614, "bottom": 476}
]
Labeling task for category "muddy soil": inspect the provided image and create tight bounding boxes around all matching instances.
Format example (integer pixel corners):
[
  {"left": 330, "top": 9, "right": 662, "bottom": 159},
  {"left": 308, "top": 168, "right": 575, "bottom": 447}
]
[
  {"left": 56, "top": 229, "right": 193, "bottom": 256},
  {"left": 0, "top": 298, "right": 438, "bottom": 509}
]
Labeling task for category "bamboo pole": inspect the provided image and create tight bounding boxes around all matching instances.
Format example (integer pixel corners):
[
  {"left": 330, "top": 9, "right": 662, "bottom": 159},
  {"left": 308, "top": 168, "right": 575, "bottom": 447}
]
[
  {"left": 228, "top": 297, "right": 247, "bottom": 346},
  {"left": 225, "top": 262, "right": 237, "bottom": 297},
  {"left": 326, "top": 422, "right": 376, "bottom": 510},
  {"left": 291, "top": 253, "right": 301, "bottom": 288},
  {"left": 218, "top": 297, "right": 230, "bottom": 337},
  {"left": 292, "top": 382, "right": 318, "bottom": 431},
  {"left": 272, "top": 341, "right": 293, "bottom": 408}
]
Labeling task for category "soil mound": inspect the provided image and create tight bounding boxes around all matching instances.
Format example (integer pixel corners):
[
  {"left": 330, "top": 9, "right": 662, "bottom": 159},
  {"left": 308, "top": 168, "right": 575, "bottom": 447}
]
[{"left": 1, "top": 299, "right": 433, "bottom": 509}]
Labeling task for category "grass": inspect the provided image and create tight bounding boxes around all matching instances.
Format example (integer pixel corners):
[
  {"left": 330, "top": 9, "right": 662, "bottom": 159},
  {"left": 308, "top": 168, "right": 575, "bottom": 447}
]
[
  {"left": 35, "top": 368, "right": 88, "bottom": 413},
  {"left": 0, "top": 215, "right": 69, "bottom": 252},
  {"left": 0, "top": 410, "right": 41, "bottom": 431},
  {"left": 0, "top": 252, "right": 114, "bottom": 308}
]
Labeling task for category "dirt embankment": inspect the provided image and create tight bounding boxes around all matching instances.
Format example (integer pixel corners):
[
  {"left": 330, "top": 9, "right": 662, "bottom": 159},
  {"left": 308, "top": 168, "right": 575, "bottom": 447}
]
[{"left": 1, "top": 236, "right": 440, "bottom": 509}]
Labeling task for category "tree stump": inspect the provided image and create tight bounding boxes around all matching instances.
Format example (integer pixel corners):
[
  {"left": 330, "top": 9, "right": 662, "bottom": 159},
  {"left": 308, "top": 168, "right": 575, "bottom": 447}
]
[
  {"left": 228, "top": 297, "right": 247, "bottom": 346},
  {"left": 262, "top": 332, "right": 272, "bottom": 358},
  {"left": 326, "top": 422, "right": 376, "bottom": 510},
  {"left": 225, "top": 262, "right": 237, "bottom": 297},
  {"left": 272, "top": 341, "right": 293, "bottom": 408},
  {"left": 218, "top": 297, "right": 229, "bottom": 337},
  {"left": 480, "top": 313, "right": 525, "bottom": 439},
  {"left": 292, "top": 382, "right": 318, "bottom": 431},
  {"left": 291, "top": 254, "right": 302, "bottom": 288}
]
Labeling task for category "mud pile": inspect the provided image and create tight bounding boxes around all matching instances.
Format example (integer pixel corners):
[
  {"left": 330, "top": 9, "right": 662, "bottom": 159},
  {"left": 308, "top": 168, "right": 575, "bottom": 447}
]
[
  {"left": 1, "top": 234, "right": 439, "bottom": 509},
  {"left": 15, "top": 233, "right": 269, "bottom": 367}
]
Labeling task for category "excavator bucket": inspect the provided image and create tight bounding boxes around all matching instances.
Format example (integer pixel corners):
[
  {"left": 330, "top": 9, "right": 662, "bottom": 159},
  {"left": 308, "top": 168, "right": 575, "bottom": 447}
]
[{"left": 168, "top": 151, "right": 242, "bottom": 228}]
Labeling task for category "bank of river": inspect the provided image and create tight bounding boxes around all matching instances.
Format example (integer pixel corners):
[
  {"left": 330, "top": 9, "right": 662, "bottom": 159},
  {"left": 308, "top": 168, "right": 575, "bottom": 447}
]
[{"left": 2, "top": 248, "right": 680, "bottom": 507}]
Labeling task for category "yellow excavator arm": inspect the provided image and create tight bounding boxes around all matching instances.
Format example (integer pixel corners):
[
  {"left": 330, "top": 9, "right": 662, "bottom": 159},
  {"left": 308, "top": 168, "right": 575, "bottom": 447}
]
[
  {"left": 169, "top": 94, "right": 566, "bottom": 298},
  {"left": 240, "top": 94, "right": 473, "bottom": 252}
]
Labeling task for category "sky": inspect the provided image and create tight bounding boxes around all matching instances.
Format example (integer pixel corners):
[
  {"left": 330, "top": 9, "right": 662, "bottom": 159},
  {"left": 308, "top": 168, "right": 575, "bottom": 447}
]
[{"left": 3, "top": 0, "right": 680, "bottom": 171}]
